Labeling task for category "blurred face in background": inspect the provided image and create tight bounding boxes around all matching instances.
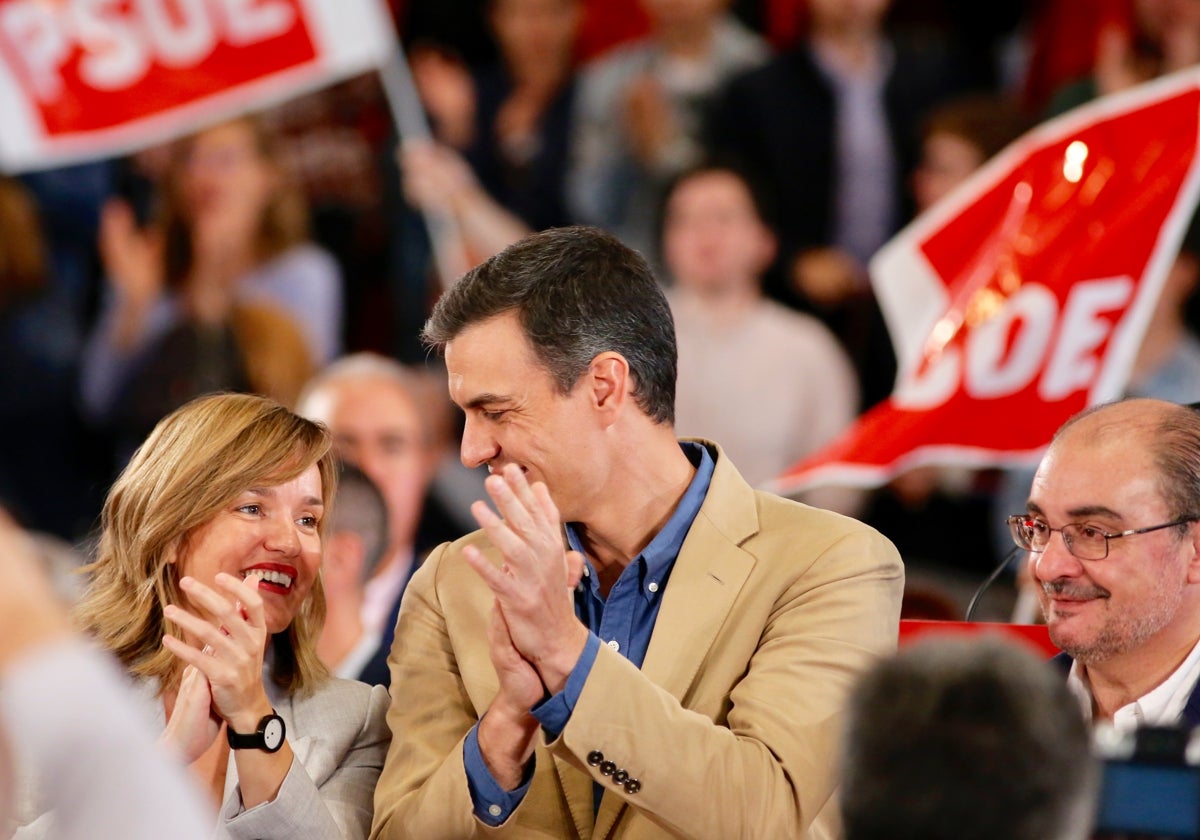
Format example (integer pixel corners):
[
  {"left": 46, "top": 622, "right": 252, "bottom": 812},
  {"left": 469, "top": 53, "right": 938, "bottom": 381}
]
[
  {"left": 638, "top": 0, "right": 728, "bottom": 31},
  {"left": 1134, "top": 0, "right": 1200, "bottom": 45},
  {"left": 663, "top": 169, "right": 776, "bottom": 297},
  {"left": 807, "top": 0, "right": 890, "bottom": 35},
  {"left": 179, "top": 120, "right": 278, "bottom": 239},
  {"left": 304, "top": 377, "right": 434, "bottom": 557},
  {"left": 912, "top": 129, "right": 986, "bottom": 214},
  {"left": 490, "top": 0, "right": 582, "bottom": 72}
]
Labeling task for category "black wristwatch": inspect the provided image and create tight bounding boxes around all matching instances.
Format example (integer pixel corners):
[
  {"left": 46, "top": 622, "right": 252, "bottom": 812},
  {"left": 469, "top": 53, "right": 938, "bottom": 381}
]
[{"left": 227, "top": 711, "right": 286, "bottom": 753}]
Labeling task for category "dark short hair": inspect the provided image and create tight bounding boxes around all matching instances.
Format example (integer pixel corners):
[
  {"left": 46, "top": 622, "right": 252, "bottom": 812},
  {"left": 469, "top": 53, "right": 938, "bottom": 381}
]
[
  {"left": 422, "top": 225, "right": 677, "bottom": 424},
  {"left": 330, "top": 460, "right": 390, "bottom": 583},
  {"left": 841, "top": 637, "right": 1096, "bottom": 840}
]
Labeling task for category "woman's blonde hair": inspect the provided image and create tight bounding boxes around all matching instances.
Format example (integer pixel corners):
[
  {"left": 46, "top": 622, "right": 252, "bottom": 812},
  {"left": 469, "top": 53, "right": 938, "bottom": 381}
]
[{"left": 76, "top": 392, "right": 336, "bottom": 696}]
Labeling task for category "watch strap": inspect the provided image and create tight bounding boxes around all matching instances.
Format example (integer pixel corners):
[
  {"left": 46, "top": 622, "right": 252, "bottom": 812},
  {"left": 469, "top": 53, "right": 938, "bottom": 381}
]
[{"left": 226, "top": 710, "right": 285, "bottom": 753}]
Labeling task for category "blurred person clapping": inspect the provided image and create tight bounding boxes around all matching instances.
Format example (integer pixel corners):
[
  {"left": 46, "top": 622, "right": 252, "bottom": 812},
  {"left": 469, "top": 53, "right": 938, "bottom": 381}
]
[{"left": 83, "top": 116, "right": 342, "bottom": 467}]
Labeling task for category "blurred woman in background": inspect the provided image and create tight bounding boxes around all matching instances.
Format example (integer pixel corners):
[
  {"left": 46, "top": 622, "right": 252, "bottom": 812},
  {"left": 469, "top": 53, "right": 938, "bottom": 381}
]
[{"left": 81, "top": 115, "right": 342, "bottom": 466}]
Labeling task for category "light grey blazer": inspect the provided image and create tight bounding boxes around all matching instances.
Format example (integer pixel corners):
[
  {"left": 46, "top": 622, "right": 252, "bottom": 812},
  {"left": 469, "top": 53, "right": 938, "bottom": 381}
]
[{"left": 14, "top": 673, "right": 391, "bottom": 840}]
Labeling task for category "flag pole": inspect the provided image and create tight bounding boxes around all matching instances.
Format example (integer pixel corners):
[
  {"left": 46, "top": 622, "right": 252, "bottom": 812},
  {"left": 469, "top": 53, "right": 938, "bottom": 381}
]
[{"left": 377, "top": 42, "right": 467, "bottom": 291}]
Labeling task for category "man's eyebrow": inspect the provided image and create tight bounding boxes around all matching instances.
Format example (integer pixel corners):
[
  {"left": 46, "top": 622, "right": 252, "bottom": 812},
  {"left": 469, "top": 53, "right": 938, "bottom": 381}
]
[
  {"left": 1065, "top": 505, "right": 1124, "bottom": 521},
  {"left": 463, "top": 392, "right": 510, "bottom": 410},
  {"left": 1025, "top": 501, "right": 1124, "bottom": 520}
]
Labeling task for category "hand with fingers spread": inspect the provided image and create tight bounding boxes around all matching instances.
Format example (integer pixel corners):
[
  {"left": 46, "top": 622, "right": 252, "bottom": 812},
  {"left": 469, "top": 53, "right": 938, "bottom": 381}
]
[
  {"left": 462, "top": 464, "right": 588, "bottom": 695},
  {"left": 162, "top": 573, "right": 274, "bottom": 736}
]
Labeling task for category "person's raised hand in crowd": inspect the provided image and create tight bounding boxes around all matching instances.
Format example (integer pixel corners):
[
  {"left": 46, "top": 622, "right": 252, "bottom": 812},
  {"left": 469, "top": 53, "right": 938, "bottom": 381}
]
[
  {"left": 98, "top": 197, "right": 165, "bottom": 351},
  {"left": 1095, "top": 2, "right": 1200, "bottom": 97},
  {"left": 623, "top": 73, "right": 678, "bottom": 169},
  {"left": 399, "top": 140, "right": 483, "bottom": 217},
  {"left": 399, "top": 140, "right": 529, "bottom": 272},
  {"left": 791, "top": 246, "right": 869, "bottom": 308},
  {"left": 410, "top": 45, "right": 477, "bottom": 150}
]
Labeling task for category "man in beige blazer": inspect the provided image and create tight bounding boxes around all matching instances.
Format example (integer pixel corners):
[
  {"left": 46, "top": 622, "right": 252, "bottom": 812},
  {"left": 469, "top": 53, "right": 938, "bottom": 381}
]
[{"left": 370, "top": 225, "right": 904, "bottom": 839}]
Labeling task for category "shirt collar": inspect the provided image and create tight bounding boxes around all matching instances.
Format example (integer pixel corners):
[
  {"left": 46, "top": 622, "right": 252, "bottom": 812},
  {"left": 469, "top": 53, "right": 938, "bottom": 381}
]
[
  {"left": 565, "top": 441, "right": 715, "bottom": 592},
  {"left": 1069, "top": 635, "right": 1200, "bottom": 732}
]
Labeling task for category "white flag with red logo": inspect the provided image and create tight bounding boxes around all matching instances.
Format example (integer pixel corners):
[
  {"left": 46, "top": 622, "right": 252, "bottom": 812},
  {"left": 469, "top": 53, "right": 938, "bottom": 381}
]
[
  {"left": 0, "top": 0, "right": 396, "bottom": 172},
  {"left": 771, "top": 67, "right": 1200, "bottom": 496}
]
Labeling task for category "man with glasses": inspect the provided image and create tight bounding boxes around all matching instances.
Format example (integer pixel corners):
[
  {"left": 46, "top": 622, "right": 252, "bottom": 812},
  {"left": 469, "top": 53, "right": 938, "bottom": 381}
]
[{"left": 1006, "top": 397, "right": 1200, "bottom": 729}]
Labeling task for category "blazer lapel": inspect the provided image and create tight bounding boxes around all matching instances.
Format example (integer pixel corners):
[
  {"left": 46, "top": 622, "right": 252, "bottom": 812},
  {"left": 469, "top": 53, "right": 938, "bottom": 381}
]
[
  {"left": 638, "top": 516, "right": 756, "bottom": 701},
  {"left": 638, "top": 443, "right": 758, "bottom": 703},
  {"left": 594, "top": 443, "right": 758, "bottom": 838}
]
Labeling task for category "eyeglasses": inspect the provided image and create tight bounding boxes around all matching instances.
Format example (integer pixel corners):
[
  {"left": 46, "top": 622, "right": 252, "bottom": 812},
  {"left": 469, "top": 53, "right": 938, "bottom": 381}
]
[{"left": 1006, "top": 514, "right": 1198, "bottom": 560}]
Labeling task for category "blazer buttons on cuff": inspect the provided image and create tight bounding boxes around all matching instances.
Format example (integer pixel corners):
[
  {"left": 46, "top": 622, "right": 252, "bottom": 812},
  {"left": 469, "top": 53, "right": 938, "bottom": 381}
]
[{"left": 586, "top": 750, "right": 638, "bottom": 793}]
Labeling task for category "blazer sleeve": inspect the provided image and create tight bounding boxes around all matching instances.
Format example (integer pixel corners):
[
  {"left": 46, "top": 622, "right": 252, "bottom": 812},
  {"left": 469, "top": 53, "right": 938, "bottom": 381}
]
[
  {"left": 547, "top": 523, "right": 903, "bottom": 840},
  {"left": 369, "top": 544, "right": 524, "bottom": 840},
  {"left": 218, "top": 682, "right": 391, "bottom": 840}
]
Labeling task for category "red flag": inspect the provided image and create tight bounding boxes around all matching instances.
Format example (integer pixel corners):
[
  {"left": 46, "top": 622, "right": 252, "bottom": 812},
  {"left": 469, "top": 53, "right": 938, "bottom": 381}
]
[
  {"left": 771, "top": 68, "right": 1200, "bottom": 496},
  {"left": 0, "top": 0, "right": 396, "bottom": 172}
]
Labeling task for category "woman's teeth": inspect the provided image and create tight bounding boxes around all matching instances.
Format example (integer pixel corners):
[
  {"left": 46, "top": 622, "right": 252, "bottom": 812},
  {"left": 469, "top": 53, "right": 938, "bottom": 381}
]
[{"left": 242, "top": 569, "right": 293, "bottom": 589}]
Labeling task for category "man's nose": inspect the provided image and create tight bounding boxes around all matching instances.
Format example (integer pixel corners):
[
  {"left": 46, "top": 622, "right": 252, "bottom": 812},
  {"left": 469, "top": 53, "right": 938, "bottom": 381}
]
[
  {"left": 459, "top": 416, "right": 498, "bottom": 469},
  {"left": 1031, "top": 530, "right": 1082, "bottom": 582}
]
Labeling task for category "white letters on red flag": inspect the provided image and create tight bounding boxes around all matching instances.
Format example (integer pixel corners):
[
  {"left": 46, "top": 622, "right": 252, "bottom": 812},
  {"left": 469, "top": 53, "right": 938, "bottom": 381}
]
[
  {"left": 771, "top": 68, "right": 1200, "bottom": 496},
  {"left": 0, "top": 0, "right": 396, "bottom": 171}
]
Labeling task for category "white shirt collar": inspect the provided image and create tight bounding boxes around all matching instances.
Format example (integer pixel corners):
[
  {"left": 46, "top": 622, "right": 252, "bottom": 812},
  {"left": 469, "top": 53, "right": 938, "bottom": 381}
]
[{"left": 1069, "top": 636, "right": 1200, "bottom": 732}]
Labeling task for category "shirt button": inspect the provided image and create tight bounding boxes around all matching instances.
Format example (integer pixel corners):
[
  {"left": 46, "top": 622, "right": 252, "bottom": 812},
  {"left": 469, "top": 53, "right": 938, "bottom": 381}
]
[
  {"left": 647, "top": 582, "right": 659, "bottom": 593},
  {"left": 488, "top": 804, "right": 502, "bottom": 817},
  {"left": 607, "top": 640, "right": 620, "bottom": 652}
]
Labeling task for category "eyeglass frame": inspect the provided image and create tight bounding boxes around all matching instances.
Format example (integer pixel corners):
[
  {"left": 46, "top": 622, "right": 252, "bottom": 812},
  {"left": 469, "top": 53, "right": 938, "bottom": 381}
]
[{"left": 1005, "top": 514, "right": 1199, "bottom": 560}]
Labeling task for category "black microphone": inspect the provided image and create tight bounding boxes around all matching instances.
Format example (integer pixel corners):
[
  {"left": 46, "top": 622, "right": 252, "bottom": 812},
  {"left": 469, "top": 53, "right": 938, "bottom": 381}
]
[{"left": 964, "top": 545, "right": 1024, "bottom": 622}]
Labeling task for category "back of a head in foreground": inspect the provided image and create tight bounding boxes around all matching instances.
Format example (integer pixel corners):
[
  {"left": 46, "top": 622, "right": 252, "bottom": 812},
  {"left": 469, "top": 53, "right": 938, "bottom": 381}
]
[{"left": 841, "top": 636, "right": 1097, "bottom": 840}]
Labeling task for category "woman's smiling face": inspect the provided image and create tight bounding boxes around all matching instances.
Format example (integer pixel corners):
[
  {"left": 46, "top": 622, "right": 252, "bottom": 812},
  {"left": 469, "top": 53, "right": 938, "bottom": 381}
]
[{"left": 176, "top": 464, "right": 324, "bottom": 636}]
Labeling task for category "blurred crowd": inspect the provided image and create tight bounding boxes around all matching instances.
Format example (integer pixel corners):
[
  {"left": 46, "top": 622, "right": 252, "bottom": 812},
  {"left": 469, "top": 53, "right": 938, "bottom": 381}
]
[{"left": 8, "top": 0, "right": 1200, "bottom": 619}]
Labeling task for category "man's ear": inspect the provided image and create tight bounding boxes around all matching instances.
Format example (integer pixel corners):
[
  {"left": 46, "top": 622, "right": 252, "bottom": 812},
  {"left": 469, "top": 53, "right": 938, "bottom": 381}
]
[
  {"left": 1186, "top": 524, "right": 1200, "bottom": 584},
  {"left": 588, "top": 352, "right": 629, "bottom": 425}
]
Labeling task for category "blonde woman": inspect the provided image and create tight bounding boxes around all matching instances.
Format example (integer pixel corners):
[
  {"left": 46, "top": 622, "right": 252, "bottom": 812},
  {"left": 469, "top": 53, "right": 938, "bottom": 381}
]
[{"left": 15, "top": 393, "right": 389, "bottom": 839}]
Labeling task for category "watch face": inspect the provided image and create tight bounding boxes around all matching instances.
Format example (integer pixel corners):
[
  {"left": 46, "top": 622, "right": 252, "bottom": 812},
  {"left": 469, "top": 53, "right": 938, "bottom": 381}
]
[{"left": 263, "top": 716, "right": 284, "bottom": 751}]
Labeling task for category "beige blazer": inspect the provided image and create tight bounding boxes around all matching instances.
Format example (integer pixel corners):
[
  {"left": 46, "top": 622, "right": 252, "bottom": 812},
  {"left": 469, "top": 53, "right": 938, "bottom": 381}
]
[{"left": 370, "top": 441, "right": 904, "bottom": 840}]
